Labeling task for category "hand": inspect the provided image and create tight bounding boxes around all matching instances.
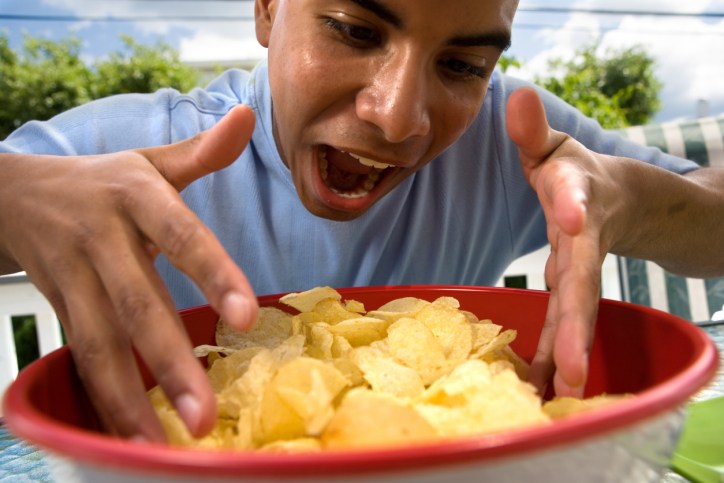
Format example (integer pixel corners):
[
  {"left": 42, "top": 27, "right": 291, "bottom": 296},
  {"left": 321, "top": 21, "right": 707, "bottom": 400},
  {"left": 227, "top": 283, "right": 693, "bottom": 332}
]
[
  {"left": 505, "top": 87, "right": 615, "bottom": 398},
  {"left": 0, "top": 105, "right": 258, "bottom": 441}
]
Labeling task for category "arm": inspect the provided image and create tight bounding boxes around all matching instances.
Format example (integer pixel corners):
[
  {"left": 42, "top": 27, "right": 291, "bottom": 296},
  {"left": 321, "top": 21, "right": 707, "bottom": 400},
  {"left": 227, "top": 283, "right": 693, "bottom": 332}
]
[
  {"left": 0, "top": 105, "right": 258, "bottom": 441},
  {"left": 608, "top": 162, "right": 724, "bottom": 277},
  {"left": 506, "top": 86, "right": 724, "bottom": 397}
]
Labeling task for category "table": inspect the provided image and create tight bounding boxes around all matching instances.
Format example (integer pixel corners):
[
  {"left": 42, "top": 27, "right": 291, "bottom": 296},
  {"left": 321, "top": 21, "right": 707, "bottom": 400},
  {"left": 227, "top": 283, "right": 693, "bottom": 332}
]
[{"left": 2, "top": 324, "right": 723, "bottom": 483}]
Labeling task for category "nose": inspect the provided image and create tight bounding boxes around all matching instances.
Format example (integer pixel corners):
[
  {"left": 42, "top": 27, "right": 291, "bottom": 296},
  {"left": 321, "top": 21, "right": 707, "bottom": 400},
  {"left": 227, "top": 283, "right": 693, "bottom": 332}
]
[{"left": 355, "top": 50, "right": 432, "bottom": 143}]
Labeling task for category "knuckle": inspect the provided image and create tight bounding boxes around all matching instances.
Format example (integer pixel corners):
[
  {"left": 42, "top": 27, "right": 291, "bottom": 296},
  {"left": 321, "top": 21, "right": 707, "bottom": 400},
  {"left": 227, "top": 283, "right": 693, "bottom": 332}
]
[
  {"left": 115, "top": 290, "right": 156, "bottom": 330},
  {"left": 160, "top": 213, "right": 205, "bottom": 262}
]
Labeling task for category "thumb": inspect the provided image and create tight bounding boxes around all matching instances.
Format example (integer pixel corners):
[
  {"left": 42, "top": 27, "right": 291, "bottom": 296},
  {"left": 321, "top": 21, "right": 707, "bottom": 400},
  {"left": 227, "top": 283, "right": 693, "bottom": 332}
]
[
  {"left": 506, "top": 87, "right": 566, "bottom": 170},
  {"left": 139, "top": 104, "right": 255, "bottom": 191}
]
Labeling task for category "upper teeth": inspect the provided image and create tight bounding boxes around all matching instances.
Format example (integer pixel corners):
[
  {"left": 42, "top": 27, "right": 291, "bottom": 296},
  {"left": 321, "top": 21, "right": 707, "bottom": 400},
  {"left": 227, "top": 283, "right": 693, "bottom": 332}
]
[{"left": 347, "top": 153, "right": 392, "bottom": 169}]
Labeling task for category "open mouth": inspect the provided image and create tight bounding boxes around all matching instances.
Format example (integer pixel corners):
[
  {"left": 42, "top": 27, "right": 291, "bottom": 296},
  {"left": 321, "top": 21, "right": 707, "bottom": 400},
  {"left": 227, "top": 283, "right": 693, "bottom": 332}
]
[{"left": 319, "top": 146, "right": 394, "bottom": 199}]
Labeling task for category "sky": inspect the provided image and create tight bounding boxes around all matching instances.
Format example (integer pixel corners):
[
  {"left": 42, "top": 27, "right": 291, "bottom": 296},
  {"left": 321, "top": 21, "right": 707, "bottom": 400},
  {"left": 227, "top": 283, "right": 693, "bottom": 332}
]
[{"left": 1, "top": 0, "right": 723, "bottom": 122}]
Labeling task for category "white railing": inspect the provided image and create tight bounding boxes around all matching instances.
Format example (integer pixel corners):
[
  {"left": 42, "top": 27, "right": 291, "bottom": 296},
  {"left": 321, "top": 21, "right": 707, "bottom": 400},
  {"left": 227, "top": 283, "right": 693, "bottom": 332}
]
[
  {"left": 0, "top": 245, "right": 712, "bottom": 397},
  {"left": 496, "top": 245, "right": 623, "bottom": 302},
  {"left": 0, "top": 273, "right": 63, "bottom": 396}
]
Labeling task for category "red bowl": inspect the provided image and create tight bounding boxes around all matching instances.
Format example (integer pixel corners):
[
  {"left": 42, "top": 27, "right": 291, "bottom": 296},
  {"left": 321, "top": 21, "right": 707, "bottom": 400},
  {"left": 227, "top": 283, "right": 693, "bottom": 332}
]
[{"left": 2, "top": 286, "right": 719, "bottom": 482}]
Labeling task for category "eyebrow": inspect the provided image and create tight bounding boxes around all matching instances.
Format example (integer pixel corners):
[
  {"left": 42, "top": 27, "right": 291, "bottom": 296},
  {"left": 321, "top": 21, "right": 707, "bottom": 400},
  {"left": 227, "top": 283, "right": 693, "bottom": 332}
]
[
  {"left": 348, "top": 0, "right": 511, "bottom": 52},
  {"left": 350, "top": 0, "right": 402, "bottom": 27},
  {"left": 448, "top": 32, "right": 512, "bottom": 52}
]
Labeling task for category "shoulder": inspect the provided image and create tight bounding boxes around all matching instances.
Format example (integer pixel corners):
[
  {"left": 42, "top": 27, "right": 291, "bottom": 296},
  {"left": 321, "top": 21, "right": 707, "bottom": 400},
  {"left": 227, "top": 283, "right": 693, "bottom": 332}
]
[{"left": 0, "top": 65, "right": 264, "bottom": 155}]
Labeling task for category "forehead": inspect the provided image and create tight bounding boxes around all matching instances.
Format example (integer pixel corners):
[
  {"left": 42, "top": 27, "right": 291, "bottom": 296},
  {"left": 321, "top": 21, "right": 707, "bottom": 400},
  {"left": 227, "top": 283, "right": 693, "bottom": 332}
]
[{"left": 348, "top": 0, "right": 518, "bottom": 27}]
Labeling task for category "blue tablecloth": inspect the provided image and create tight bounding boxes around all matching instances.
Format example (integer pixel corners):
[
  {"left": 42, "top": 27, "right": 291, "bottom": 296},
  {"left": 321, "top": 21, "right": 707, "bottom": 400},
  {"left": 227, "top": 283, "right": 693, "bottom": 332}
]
[
  {"left": 0, "top": 423, "right": 49, "bottom": 482},
  {"left": 2, "top": 324, "right": 723, "bottom": 482}
]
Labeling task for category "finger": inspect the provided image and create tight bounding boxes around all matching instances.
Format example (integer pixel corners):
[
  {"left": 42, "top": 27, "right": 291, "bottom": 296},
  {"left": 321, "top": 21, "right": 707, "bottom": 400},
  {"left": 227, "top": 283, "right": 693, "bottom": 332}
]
[
  {"left": 547, "top": 164, "right": 589, "bottom": 236},
  {"left": 117, "top": 170, "right": 258, "bottom": 332},
  {"left": 550, "top": 236, "right": 601, "bottom": 397},
  {"left": 53, "top": 261, "right": 168, "bottom": 441},
  {"left": 87, "top": 224, "right": 218, "bottom": 439},
  {"left": 138, "top": 104, "right": 255, "bottom": 192},
  {"left": 528, "top": 252, "right": 558, "bottom": 395},
  {"left": 505, "top": 87, "right": 567, "bottom": 169}
]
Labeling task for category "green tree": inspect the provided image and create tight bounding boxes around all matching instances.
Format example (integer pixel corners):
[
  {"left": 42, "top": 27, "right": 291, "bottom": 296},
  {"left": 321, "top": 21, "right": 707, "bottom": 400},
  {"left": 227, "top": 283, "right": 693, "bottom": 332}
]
[
  {"left": 0, "top": 32, "right": 200, "bottom": 140},
  {"left": 497, "top": 55, "right": 521, "bottom": 73},
  {"left": 0, "top": 34, "right": 94, "bottom": 138},
  {"left": 92, "top": 35, "right": 199, "bottom": 98},
  {"left": 535, "top": 44, "right": 662, "bottom": 129}
]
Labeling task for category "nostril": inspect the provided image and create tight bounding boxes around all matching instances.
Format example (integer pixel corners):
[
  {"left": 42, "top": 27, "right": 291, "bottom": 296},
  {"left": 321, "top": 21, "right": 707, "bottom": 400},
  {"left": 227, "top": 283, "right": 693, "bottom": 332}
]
[{"left": 355, "top": 83, "right": 431, "bottom": 143}]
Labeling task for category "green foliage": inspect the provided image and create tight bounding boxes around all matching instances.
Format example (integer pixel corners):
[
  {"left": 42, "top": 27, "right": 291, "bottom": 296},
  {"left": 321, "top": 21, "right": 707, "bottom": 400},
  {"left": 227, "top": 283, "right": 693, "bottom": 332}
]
[
  {"left": 92, "top": 35, "right": 199, "bottom": 98},
  {"left": 12, "top": 315, "right": 67, "bottom": 370},
  {"left": 0, "top": 34, "right": 94, "bottom": 138},
  {"left": 12, "top": 315, "right": 40, "bottom": 370},
  {"left": 0, "top": 32, "right": 200, "bottom": 140},
  {"left": 497, "top": 55, "right": 521, "bottom": 73},
  {"left": 535, "top": 44, "right": 662, "bottom": 129}
]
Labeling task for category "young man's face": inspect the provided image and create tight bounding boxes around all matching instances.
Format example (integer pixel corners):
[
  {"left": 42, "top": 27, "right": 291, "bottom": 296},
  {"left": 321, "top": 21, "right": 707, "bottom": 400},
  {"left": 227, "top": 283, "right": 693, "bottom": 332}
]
[{"left": 256, "top": 0, "right": 517, "bottom": 221}]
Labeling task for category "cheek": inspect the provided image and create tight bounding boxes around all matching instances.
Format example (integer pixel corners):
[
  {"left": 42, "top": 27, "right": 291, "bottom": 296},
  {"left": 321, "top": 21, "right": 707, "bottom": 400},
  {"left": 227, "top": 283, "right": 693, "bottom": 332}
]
[
  {"left": 269, "top": 45, "right": 342, "bottom": 131},
  {"left": 434, "top": 96, "right": 484, "bottom": 147}
]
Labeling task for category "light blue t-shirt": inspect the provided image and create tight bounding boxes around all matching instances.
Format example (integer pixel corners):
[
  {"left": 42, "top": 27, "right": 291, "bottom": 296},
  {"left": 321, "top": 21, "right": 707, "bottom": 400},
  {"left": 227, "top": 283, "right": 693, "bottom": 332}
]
[{"left": 0, "top": 61, "right": 698, "bottom": 309}]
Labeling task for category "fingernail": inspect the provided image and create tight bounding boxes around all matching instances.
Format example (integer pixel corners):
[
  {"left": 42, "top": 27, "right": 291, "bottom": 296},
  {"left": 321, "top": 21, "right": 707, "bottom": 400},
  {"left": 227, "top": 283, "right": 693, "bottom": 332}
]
[
  {"left": 221, "top": 292, "right": 255, "bottom": 329},
  {"left": 175, "top": 393, "right": 201, "bottom": 434}
]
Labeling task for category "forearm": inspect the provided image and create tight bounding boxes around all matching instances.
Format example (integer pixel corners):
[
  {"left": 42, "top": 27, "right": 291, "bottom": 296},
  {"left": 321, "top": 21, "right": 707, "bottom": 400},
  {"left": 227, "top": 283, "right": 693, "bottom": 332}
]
[
  {"left": 607, "top": 161, "right": 724, "bottom": 278},
  {"left": 0, "top": 153, "right": 35, "bottom": 275}
]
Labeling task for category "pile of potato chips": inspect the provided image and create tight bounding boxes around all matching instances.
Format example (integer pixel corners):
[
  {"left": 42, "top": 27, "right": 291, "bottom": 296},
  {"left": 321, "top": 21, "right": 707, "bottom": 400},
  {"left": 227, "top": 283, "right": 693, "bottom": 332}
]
[{"left": 148, "top": 287, "right": 626, "bottom": 452}]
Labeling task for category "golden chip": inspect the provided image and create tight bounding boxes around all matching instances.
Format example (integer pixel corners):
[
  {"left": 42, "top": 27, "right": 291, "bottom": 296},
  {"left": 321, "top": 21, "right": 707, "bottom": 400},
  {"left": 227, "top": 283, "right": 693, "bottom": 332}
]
[
  {"left": 352, "top": 346, "right": 425, "bottom": 399},
  {"left": 148, "top": 286, "right": 630, "bottom": 452},
  {"left": 543, "top": 394, "right": 632, "bottom": 420},
  {"left": 321, "top": 388, "right": 437, "bottom": 449},
  {"left": 216, "top": 306, "right": 293, "bottom": 350},
  {"left": 279, "top": 286, "right": 341, "bottom": 312}
]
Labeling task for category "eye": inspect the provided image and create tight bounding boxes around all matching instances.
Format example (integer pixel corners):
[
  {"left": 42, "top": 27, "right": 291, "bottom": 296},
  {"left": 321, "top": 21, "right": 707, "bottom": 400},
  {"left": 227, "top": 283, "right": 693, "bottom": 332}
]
[
  {"left": 325, "top": 18, "right": 381, "bottom": 46},
  {"left": 439, "top": 57, "right": 488, "bottom": 81}
]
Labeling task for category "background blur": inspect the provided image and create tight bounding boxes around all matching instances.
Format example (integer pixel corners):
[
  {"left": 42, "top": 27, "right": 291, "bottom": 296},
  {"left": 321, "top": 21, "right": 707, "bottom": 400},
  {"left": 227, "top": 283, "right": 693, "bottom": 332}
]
[{"left": 1, "top": 0, "right": 723, "bottom": 122}]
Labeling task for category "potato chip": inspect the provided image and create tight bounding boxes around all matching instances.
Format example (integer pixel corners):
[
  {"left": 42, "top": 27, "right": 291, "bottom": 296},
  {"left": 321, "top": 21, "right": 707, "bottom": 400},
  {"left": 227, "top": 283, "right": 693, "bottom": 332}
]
[
  {"left": 432, "top": 296, "right": 460, "bottom": 308},
  {"left": 216, "top": 306, "right": 293, "bottom": 350},
  {"left": 193, "top": 344, "right": 237, "bottom": 358},
  {"left": 330, "top": 334, "right": 353, "bottom": 359},
  {"left": 351, "top": 346, "right": 425, "bottom": 399},
  {"left": 385, "top": 317, "right": 449, "bottom": 385},
  {"left": 414, "top": 302, "right": 473, "bottom": 361},
  {"left": 321, "top": 388, "right": 437, "bottom": 449},
  {"left": 310, "top": 298, "right": 364, "bottom": 325},
  {"left": 471, "top": 329, "right": 518, "bottom": 360},
  {"left": 326, "top": 316, "right": 389, "bottom": 347},
  {"left": 470, "top": 321, "right": 503, "bottom": 349},
  {"left": 542, "top": 394, "right": 632, "bottom": 420},
  {"left": 148, "top": 286, "right": 631, "bottom": 453},
  {"left": 207, "top": 346, "right": 265, "bottom": 392},
  {"left": 374, "top": 296, "right": 429, "bottom": 313},
  {"left": 259, "top": 357, "right": 349, "bottom": 443},
  {"left": 343, "top": 299, "right": 366, "bottom": 314},
  {"left": 415, "top": 360, "right": 549, "bottom": 437},
  {"left": 260, "top": 438, "right": 322, "bottom": 453},
  {"left": 279, "top": 286, "right": 341, "bottom": 312}
]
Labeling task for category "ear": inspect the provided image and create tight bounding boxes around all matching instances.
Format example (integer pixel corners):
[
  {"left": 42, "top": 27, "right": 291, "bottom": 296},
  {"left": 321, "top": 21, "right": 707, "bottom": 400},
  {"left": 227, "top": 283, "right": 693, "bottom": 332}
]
[{"left": 254, "top": 0, "right": 276, "bottom": 47}]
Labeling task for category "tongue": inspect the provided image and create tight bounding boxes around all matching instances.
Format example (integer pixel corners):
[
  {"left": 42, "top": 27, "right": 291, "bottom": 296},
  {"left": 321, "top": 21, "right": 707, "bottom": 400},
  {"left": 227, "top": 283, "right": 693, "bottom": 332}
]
[
  {"left": 328, "top": 163, "right": 362, "bottom": 191},
  {"left": 325, "top": 147, "right": 370, "bottom": 191}
]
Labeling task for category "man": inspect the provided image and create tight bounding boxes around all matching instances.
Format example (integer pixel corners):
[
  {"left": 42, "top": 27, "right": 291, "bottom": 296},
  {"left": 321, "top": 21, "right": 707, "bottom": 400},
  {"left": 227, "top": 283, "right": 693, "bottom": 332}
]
[{"left": 1, "top": 0, "right": 723, "bottom": 443}]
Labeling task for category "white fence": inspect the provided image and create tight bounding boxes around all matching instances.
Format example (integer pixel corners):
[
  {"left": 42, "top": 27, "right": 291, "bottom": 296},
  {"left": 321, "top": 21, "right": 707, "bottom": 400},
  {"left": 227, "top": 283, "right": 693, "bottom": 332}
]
[
  {"left": 0, "top": 273, "right": 63, "bottom": 397},
  {"left": 496, "top": 245, "right": 623, "bottom": 302}
]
